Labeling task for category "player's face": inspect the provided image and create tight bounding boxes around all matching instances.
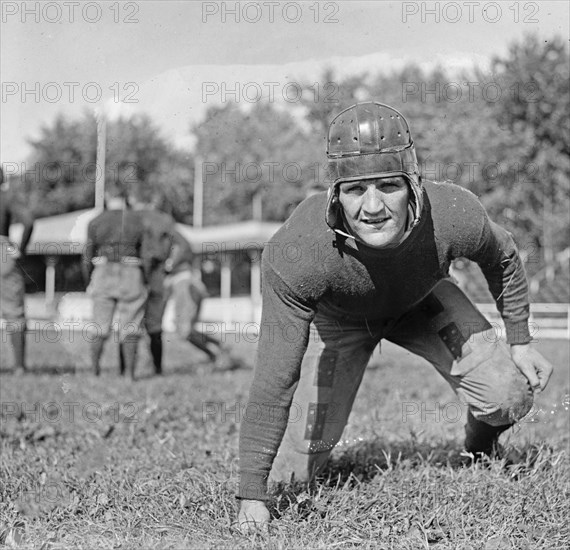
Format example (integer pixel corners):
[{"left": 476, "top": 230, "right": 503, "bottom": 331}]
[{"left": 338, "top": 176, "right": 409, "bottom": 249}]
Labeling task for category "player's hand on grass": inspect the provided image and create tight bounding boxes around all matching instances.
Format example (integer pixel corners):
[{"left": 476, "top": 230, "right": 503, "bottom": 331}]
[
  {"left": 510, "top": 343, "right": 554, "bottom": 393},
  {"left": 237, "top": 499, "right": 270, "bottom": 534}
]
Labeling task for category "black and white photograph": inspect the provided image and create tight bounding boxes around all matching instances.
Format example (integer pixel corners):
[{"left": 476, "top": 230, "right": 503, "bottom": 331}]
[{"left": 1, "top": 1, "right": 569, "bottom": 547}]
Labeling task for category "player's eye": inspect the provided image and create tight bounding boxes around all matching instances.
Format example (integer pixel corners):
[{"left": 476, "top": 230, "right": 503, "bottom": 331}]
[
  {"left": 341, "top": 184, "right": 365, "bottom": 194},
  {"left": 380, "top": 178, "right": 404, "bottom": 190}
]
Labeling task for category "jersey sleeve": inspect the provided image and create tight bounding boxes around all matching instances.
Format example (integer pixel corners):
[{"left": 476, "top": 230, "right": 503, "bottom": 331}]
[
  {"left": 238, "top": 257, "right": 317, "bottom": 501},
  {"left": 459, "top": 194, "right": 531, "bottom": 344}
]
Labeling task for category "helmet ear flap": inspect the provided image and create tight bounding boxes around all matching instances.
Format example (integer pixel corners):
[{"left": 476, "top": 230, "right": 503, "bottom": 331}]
[
  {"left": 405, "top": 175, "right": 423, "bottom": 228},
  {"left": 325, "top": 186, "right": 342, "bottom": 228}
]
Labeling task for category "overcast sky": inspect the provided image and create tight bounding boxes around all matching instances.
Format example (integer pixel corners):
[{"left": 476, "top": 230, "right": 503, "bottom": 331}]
[{"left": 2, "top": 1, "right": 569, "bottom": 162}]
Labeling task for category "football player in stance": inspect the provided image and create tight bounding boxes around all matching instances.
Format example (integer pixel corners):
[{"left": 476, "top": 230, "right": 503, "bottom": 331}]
[{"left": 236, "top": 102, "right": 553, "bottom": 531}]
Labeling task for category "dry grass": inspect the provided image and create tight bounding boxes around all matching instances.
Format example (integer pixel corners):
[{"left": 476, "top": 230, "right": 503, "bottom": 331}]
[{"left": 0, "top": 333, "right": 568, "bottom": 549}]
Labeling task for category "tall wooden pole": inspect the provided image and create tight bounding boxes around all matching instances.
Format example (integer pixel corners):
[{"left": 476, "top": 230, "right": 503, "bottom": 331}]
[
  {"left": 252, "top": 191, "right": 262, "bottom": 221},
  {"left": 95, "top": 110, "right": 107, "bottom": 209}
]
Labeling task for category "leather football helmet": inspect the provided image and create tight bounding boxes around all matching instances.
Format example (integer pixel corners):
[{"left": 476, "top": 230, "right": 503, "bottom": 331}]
[{"left": 325, "top": 102, "right": 422, "bottom": 230}]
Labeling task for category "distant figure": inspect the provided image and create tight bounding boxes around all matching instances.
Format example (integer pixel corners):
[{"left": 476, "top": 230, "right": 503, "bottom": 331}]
[
  {"left": 83, "top": 184, "right": 147, "bottom": 378},
  {"left": 130, "top": 187, "right": 175, "bottom": 376},
  {"left": 0, "top": 166, "right": 34, "bottom": 374},
  {"left": 164, "top": 231, "right": 232, "bottom": 368}
]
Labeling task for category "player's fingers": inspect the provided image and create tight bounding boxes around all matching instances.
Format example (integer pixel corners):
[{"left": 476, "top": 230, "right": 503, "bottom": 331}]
[
  {"left": 537, "top": 358, "right": 554, "bottom": 391},
  {"left": 237, "top": 518, "right": 268, "bottom": 535},
  {"left": 516, "top": 361, "right": 541, "bottom": 392},
  {"left": 237, "top": 507, "right": 270, "bottom": 535}
]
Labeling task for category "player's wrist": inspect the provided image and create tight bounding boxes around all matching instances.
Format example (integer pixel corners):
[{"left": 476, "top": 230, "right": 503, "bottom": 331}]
[
  {"left": 510, "top": 343, "right": 530, "bottom": 357},
  {"left": 504, "top": 320, "right": 531, "bottom": 346}
]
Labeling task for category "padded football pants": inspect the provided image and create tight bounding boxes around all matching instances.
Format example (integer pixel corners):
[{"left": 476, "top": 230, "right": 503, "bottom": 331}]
[{"left": 270, "top": 280, "right": 534, "bottom": 483}]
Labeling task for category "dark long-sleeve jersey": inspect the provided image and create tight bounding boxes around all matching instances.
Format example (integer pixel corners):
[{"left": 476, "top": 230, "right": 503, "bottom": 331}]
[
  {"left": 83, "top": 209, "right": 146, "bottom": 282},
  {"left": 238, "top": 180, "right": 530, "bottom": 500}
]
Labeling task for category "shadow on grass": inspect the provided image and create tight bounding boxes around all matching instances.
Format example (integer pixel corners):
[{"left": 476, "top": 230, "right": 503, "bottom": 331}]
[
  {"left": 322, "top": 438, "right": 469, "bottom": 484},
  {"left": 268, "top": 436, "right": 551, "bottom": 517},
  {"left": 270, "top": 438, "right": 458, "bottom": 489}
]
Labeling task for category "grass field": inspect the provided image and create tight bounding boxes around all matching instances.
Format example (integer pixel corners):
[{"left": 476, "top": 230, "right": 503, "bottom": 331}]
[{"left": 0, "top": 332, "right": 568, "bottom": 549}]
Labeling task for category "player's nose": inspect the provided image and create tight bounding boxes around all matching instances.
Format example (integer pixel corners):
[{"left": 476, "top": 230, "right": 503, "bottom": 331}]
[{"left": 361, "top": 187, "right": 385, "bottom": 215}]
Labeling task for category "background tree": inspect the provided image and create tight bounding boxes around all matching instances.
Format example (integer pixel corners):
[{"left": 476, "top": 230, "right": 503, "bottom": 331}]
[
  {"left": 20, "top": 113, "right": 97, "bottom": 216},
  {"left": 18, "top": 112, "right": 194, "bottom": 221},
  {"left": 487, "top": 33, "right": 570, "bottom": 275},
  {"left": 193, "top": 102, "right": 315, "bottom": 224}
]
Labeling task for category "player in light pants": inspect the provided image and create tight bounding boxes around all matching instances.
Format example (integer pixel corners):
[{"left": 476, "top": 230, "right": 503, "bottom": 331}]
[
  {"left": 164, "top": 231, "right": 232, "bottom": 368},
  {"left": 84, "top": 184, "right": 148, "bottom": 379},
  {"left": 0, "top": 166, "right": 35, "bottom": 374}
]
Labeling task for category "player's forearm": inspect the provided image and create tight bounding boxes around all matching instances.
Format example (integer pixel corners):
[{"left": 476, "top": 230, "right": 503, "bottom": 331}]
[
  {"left": 239, "top": 396, "right": 292, "bottom": 500},
  {"left": 238, "top": 277, "right": 313, "bottom": 499},
  {"left": 474, "top": 220, "right": 531, "bottom": 344},
  {"left": 238, "top": 381, "right": 301, "bottom": 499},
  {"left": 486, "top": 251, "right": 530, "bottom": 343},
  {"left": 238, "top": 329, "right": 309, "bottom": 499}
]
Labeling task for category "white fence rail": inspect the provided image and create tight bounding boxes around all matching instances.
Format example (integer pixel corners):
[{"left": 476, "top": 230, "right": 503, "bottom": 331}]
[{"left": 476, "top": 303, "right": 570, "bottom": 341}]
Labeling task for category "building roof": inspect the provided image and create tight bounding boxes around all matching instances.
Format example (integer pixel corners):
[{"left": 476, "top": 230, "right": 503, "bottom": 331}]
[
  {"left": 176, "top": 220, "right": 282, "bottom": 253},
  {"left": 9, "top": 208, "right": 102, "bottom": 255}
]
